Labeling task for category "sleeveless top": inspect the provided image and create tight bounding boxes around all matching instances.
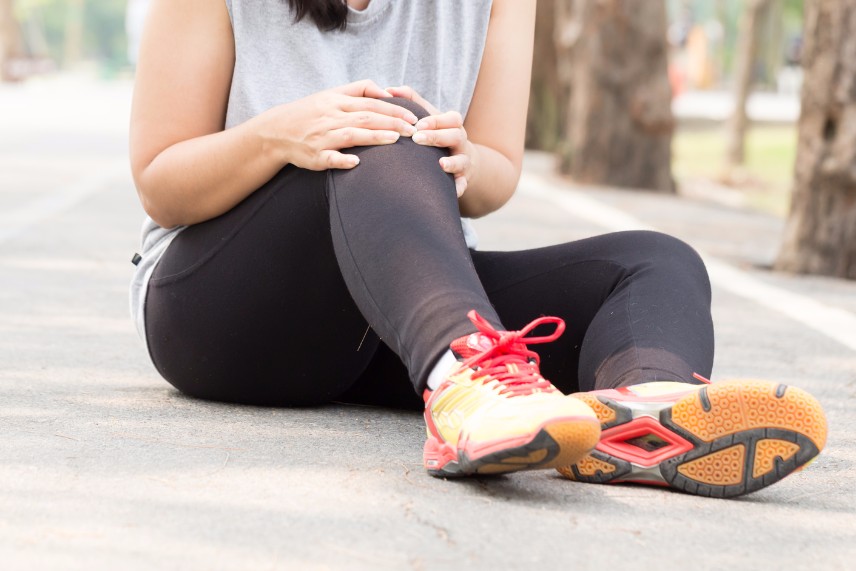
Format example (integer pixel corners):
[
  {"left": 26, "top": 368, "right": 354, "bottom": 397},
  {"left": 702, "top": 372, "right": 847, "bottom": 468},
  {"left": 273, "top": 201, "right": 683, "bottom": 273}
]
[{"left": 130, "top": 0, "right": 494, "bottom": 342}]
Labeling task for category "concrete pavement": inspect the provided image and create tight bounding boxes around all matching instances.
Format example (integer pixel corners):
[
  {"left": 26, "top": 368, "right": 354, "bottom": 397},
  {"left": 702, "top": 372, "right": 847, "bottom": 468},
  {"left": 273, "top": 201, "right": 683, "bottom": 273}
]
[{"left": 1, "top": 76, "right": 855, "bottom": 570}]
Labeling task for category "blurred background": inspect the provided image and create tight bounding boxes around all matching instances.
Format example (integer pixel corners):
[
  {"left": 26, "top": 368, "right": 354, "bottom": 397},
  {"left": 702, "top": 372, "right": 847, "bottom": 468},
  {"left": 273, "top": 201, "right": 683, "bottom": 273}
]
[{"left": 0, "top": 0, "right": 853, "bottom": 280}]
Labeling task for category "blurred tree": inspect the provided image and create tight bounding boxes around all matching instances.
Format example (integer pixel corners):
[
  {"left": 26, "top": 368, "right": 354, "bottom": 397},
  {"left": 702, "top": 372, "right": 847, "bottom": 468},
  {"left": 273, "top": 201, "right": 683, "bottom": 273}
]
[
  {"left": 559, "top": 0, "right": 675, "bottom": 192},
  {"left": 725, "top": 0, "right": 770, "bottom": 168},
  {"left": 526, "top": 0, "right": 566, "bottom": 153},
  {"left": 0, "top": 0, "right": 23, "bottom": 81},
  {"left": 15, "top": 0, "right": 126, "bottom": 70},
  {"left": 776, "top": 0, "right": 856, "bottom": 280}
]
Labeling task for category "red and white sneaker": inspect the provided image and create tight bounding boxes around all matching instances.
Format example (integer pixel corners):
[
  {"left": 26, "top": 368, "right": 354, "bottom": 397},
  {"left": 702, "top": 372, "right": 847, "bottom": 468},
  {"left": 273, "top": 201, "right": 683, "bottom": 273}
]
[
  {"left": 557, "top": 375, "right": 828, "bottom": 497},
  {"left": 423, "top": 311, "right": 601, "bottom": 478}
]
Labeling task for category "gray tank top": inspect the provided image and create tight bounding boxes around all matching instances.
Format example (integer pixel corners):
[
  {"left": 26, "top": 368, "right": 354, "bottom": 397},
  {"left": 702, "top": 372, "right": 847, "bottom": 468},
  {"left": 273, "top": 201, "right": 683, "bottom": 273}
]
[{"left": 130, "top": 0, "right": 493, "bottom": 342}]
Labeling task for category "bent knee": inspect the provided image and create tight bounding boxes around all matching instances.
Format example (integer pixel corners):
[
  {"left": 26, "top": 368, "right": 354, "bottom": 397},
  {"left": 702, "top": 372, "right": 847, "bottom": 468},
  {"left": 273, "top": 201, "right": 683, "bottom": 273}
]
[
  {"left": 622, "top": 231, "right": 709, "bottom": 285},
  {"left": 380, "top": 96, "right": 432, "bottom": 122}
]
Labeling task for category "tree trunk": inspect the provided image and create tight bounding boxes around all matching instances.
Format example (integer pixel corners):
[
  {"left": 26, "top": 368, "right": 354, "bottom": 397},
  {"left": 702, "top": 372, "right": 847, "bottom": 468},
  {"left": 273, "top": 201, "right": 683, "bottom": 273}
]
[
  {"left": 526, "top": 0, "right": 563, "bottom": 151},
  {"left": 559, "top": 0, "right": 674, "bottom": 193},
  {"left": 0, "top": 0, "right": 22, "bottom": 81},
  {"left": 725, "top": 0, "right": 769, "bottom": 168},
  {"left": 775, "top": 0, "right": 856, "bottom": 280}
]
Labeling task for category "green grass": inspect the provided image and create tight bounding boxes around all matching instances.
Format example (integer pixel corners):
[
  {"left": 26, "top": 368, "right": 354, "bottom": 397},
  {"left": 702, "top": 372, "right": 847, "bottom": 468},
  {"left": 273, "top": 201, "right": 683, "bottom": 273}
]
[{"left": 673, "top": 125, "right": 798, "bottom": 217}]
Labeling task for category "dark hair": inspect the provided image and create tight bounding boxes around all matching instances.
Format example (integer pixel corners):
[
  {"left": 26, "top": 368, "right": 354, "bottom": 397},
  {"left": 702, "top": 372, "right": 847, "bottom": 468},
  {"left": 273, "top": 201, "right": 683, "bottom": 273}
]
[{"left": 286, "top": 0, "right": 349, "bottom": 32}]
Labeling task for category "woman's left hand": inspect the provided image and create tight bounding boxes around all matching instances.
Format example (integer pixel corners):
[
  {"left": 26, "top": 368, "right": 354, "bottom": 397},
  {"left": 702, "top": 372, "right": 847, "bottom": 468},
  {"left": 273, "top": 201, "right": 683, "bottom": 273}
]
[{"left": 385, "top": 86, "right": 477, "bottom": 198}]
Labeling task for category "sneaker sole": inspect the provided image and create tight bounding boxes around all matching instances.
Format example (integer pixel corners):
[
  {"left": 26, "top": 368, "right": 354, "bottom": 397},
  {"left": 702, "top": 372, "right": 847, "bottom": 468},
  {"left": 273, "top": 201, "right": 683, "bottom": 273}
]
[
  {"left": 425, "top": 416, "right": 601, "bottom": 478},
  {"left": 558, "top": 380, "right": 827, "bottom": 498}
]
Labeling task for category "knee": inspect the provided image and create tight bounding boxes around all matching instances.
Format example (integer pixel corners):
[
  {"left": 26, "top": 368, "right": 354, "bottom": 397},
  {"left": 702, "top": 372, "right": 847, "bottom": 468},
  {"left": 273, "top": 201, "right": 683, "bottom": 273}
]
[
  {"left": 332, "top": 98, "right": 452, "bottom": 193},
  {"left": 622, "top": 231, "right": 710, "bottom": 294},
  {"left": 380, "top": 96, "right": 432, "bottom": 122}
]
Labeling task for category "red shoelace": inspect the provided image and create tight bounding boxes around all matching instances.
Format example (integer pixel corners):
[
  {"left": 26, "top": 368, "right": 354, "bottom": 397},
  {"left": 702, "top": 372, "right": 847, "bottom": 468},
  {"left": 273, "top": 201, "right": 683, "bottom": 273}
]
[{"left": 458, "top": 310, "right": 566, "bottom": 397}]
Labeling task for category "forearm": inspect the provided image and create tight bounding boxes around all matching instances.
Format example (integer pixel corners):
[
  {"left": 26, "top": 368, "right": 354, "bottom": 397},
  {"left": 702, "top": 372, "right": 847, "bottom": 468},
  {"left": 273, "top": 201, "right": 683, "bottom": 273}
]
[
  {"left": 457, "top": 142, "right": 520, "bottom": 218},
  {"left": 134, "top": 114, "right": 284, "bottom": 229}
]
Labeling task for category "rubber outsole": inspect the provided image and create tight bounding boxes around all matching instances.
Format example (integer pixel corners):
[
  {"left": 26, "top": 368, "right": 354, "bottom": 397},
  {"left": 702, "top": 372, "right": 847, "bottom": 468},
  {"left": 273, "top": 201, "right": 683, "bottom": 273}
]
[
  {"left": 427, "top": 417, "right": 601, "bottom": 478},
  {"left": 558, "top": 380, "right": 827, "bottom": 498}
]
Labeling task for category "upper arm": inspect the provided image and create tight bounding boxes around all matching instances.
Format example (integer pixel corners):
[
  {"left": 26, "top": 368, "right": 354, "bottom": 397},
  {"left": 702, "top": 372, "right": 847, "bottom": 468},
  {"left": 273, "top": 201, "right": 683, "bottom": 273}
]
[
  {"left": 129, "top": 0, "right": 235, "bottom": 181},
  {"left": 464, "top": 0, "right": 536, "bottom": 173}
]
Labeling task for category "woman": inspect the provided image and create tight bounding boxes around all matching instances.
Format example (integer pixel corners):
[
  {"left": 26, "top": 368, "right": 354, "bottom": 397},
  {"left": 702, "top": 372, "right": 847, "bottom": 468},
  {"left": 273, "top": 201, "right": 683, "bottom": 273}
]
[{"left": 130, "top": 0, "right": 826, "bottom": 496}]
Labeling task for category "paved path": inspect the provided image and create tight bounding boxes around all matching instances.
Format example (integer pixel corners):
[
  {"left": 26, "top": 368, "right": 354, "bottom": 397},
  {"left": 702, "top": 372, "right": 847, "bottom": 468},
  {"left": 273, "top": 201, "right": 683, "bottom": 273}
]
[{"left": 2, "top": 77, "right": 854, "bottom": 570}]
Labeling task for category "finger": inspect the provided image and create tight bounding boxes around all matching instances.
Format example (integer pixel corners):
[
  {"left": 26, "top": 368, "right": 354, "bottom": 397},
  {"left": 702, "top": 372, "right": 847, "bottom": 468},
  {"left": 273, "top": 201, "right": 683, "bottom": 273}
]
[
  {"left": 415, "top": 111, "right": 463, "bottom": 131},
  {"left": 411, "top": 127, "right": 465, "bottom": 149},
  {"left": 439, "top": 154, "right": 470, "bottom": 175},
  {"left": 328, "top": 127, "right": 402, "bottom": 149},
  {"left": 318, "top": 149, "right": 361, "bottom": 170},
  {"left": 454, "top": 175, "right": 467, "bottom": 198},
  {"left": 341, "top": 97, "right": 419, "bottom": 125},
  {"left": 340, "top": 111, "right": 416, "bottom": 136},
  {"left": 337, "top": 79, "right": 393, "bottom": 99},
  {"left": 384, "top": 85, "right": 440, "bottom": 115}
]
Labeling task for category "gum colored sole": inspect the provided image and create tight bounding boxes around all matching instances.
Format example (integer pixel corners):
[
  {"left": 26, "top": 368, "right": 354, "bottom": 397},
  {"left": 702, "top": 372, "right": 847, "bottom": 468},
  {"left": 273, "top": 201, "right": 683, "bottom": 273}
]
[
  {"left": 558, "top": 380, "right": 827, "bottom": 498},
  {"left": 428, "top": 417, "right": 601, "bottom": 478}
]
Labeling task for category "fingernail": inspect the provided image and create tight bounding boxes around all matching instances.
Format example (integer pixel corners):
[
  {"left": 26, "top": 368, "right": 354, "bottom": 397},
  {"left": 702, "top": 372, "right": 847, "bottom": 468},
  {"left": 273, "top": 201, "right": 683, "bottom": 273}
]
[
  {"left": 412, "top": 132, "right": 427, "bottom": 144},
  {"left": 440, "top": 158, "right": 449, "bottom": 169},
  {"left": 350, "top": 155, "right": 360, "bottom": 166},
  {"left": 415, "top": 119, "right": 430, "bottom": 130},
  {"left": 403, "top": 124, "right": 417, "bottom": 136},
  {"left": 383, "top": 132, "right": 400, "bottom": 143},
  {"left": 405, "top": 112, "right": 418, "bottom": 124},
  {"left": 455, "top": 178, "right": 466, "bottom": 196}
]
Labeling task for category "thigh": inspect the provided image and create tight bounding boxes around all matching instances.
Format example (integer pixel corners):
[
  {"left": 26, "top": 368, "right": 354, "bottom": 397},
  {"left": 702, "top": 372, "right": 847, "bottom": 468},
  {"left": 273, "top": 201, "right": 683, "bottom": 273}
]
[{"left": 145, "top": 166, "right": 381, "bottom": 406}]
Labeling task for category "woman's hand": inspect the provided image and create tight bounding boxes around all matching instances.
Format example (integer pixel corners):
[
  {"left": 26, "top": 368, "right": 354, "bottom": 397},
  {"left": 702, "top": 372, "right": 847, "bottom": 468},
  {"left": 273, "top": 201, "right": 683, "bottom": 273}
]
[
  {"left": 385, "top": 85, "right": 477, "bottom": 198},
  {"left": 258, "top": 79, "right": 418, "bottom": 171}
]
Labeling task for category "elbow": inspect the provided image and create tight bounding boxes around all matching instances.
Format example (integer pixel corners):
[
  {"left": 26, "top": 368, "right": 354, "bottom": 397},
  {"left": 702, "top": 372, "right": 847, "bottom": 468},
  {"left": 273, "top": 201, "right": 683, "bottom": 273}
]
[
  {"left": 140, "top": 194, "right": 181, "bottom": 230},
  {"left": 134, "top": 173, "right": 182, "bottom": 229},
  {"left": 131, "top": 151, "right": 182, "bottom": 229}
]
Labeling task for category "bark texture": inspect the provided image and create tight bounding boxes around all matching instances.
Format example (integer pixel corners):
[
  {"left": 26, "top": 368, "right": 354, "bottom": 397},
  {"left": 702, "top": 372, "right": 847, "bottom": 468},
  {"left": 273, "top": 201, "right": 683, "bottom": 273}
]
[
  {"left": 526, "top": 0, "right": 564, "bottom": 151},
  {"left": 559, "top": 0, "right": 674, "bottom": 193},
  {"left": 725, "top": 0, "right": 769, "bottom": 167},
  {"left": 776, "top": 0, "right": 856, "bottom": 280}
]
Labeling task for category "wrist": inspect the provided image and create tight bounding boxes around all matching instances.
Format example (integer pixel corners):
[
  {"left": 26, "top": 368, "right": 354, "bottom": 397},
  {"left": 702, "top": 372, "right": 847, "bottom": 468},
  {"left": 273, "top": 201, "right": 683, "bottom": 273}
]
[{"left": 248, "top": 106, "right": 292, "bottom": 168}]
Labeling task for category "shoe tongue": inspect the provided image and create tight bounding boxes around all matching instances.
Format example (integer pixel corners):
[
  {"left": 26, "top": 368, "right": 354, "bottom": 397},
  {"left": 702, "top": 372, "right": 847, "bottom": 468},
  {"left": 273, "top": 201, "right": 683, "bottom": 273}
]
[{"left": 450, "top": 332, "right": 496, "bottom": 360}]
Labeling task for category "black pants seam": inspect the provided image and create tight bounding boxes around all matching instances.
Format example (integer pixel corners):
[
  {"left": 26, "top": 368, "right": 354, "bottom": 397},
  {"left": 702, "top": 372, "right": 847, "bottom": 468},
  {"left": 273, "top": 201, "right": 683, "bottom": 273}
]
[{"left": 148, "top": 184, "right": 280, "bottom": 288}]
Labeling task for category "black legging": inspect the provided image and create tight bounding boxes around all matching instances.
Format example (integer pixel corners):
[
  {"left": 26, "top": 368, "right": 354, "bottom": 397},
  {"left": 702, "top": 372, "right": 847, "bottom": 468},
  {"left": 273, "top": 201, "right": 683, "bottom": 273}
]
[{"left": 144, "top": 98, "right": 713, "bottom": 410}]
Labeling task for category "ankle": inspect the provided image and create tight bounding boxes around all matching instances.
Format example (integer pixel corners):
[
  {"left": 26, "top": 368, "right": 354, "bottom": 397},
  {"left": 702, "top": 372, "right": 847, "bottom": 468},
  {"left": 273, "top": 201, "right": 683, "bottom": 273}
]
[{"left": 426, "top": 349, "right": 458, "bottom": 391}]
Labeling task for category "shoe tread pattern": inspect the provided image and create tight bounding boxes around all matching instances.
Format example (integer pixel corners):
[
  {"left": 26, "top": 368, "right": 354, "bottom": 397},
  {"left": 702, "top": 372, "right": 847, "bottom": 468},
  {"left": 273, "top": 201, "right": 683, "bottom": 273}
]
[
  {"left": 661, "top": 381, "right": 826, "bottom": 497},
  {"left": 556, "top": 397, "right": 633, "bottom": 484},
  {"left": 561, "top": 381, "right": 826, "bottom": 498}
]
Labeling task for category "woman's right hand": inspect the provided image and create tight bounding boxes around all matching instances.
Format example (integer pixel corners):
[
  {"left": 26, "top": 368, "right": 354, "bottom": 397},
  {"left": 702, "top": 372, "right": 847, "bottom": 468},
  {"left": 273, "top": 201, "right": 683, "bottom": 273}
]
[{"left": 256, "top": 80, "right": 418, "bottom": 171}]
